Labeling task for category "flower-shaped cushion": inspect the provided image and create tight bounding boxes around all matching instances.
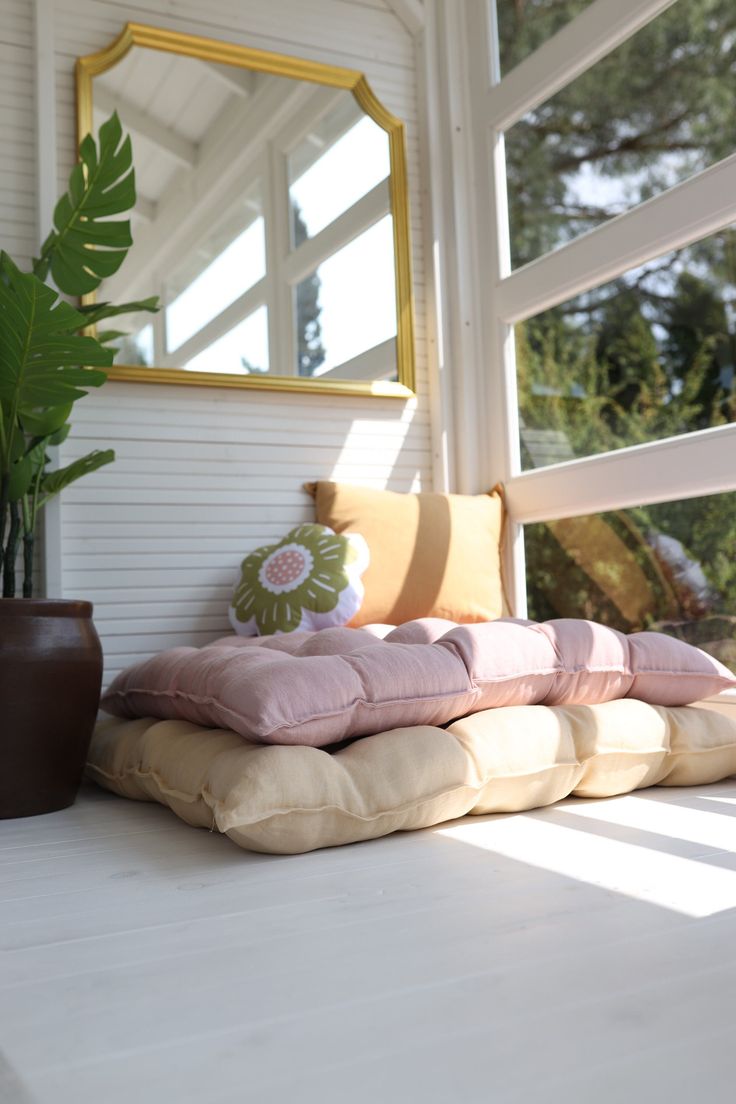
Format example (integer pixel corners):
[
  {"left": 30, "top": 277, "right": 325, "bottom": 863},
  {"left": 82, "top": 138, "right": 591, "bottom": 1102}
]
[{"left": 229, "top": 524, "right": 369, "bottom": 635}]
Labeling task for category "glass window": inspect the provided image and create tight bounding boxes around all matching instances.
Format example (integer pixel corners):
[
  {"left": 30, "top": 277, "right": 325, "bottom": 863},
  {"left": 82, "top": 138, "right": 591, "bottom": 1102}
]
[
  {"left": 165, "top": 183, "right": 266, "bottom": 352},
  {"left": 524, "top": 491, "right": 736, "bottom": 666},
  {"left": 288, "top": 109, "right": 390, "bottom": 242},
  {"left": 294, "top": 215, "right": 397, "bottom": 378},
  {"left": 496, "top": 0, "right": 592, "bottom": 74},
  {"left": 517, "top": 228, "right": 736, "bottom": 470},
  {"left": 505, "top": 0, "right": 736, "bottom": 268},
  {"left": 182, "top": 306, "right": 269, "bottom": 375}
]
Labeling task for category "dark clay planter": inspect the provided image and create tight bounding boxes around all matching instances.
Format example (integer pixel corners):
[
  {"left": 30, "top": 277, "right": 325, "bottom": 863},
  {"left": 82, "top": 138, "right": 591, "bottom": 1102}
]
[{"left": 0, "top": 599, "right": 103, "bottom": 819}]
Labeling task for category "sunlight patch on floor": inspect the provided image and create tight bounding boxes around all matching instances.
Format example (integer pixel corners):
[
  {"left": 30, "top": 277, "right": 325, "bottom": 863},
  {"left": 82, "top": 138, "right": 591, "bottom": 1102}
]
[
  {"left": 560, "top": 793, "right": 736, "bottom": 853},
  {"left": 437, "top": 811, "right": 736, "bottom": 917}
]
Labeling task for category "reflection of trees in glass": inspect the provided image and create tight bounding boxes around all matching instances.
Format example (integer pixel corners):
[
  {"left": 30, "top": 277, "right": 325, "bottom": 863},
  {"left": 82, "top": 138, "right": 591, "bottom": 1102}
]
[
  {"left": 525, "top": 494, "right": 736, "bottom": 666},
  {"left": 499, "top": 1, "right": 736, "bottom": 650},
  {"left": 292, "top": 203, "right": 326, "bottom": 376},
  {"left": 113, "top": 333, "right": 149, "bottom": 366},
  {"left": 240, "top": 358, "right": 268, "bottom": 374}
]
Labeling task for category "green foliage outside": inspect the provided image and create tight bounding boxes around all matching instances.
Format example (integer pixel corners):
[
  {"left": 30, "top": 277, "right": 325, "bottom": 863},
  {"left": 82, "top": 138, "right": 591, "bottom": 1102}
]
[{"left": 498, "top": 1, "right": 736, "bottom": 650}]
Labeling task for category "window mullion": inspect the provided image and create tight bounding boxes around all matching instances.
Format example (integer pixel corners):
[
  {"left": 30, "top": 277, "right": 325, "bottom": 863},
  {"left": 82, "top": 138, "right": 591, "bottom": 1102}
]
[
  {"left": 465, "top": 1, "right": 527, "bottom": 613},
  {"left": 263, "top": 142, "right": 295, "bottom": 376},
  {"left": 497, "top": 151, "right": 736, "bottom": 325},
  {"left": 487, "top": 0, "right": 678, "bottom": 131},
  {"left": 282, "top": 179, "right": 390, "bottom": 286},
  {"left": 506, "top": 423, "right": 736, "bottom": 526},
  {"left": 163, "top": 280, "right": 267, "bottom": 367}
]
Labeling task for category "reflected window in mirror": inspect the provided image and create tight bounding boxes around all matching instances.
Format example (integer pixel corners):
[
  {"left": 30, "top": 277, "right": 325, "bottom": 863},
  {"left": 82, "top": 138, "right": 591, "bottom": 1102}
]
[
  {"left": 164, "top": 181, "right": 266, "bottom": 357},
  {"left": 78, "top": 25, "right": 414, "bottom": 395},
  {"left": 288, "top": 101, "right": 391, "bottom": 241},
  {"left": 297, "top": 216, "right": 397, "bottom": 381}
]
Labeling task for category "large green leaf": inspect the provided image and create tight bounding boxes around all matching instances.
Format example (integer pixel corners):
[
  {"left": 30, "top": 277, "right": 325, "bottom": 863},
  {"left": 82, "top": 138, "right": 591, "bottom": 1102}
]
[
  {"left": 38, "top": 112, "right": 136, "bottom": 296},
  {"left": 96, "top": 331, "right": 128, "bottom": 346},
  {"left": 19, "top": 404, "right": 72, "bottom": 437},
  {"left": 7, "top": 453, "right": 33, "bottom": 501},
  {"left": 48, "top": 423, "right": 71, "bottom": 447},
  {"left": 7, "top": 437, "right": 48, "bottom": 501},
  {"left": 77, "top": 297, "right": 159, "bottom": 328},
  {"left": 41, "top": 449, "right": 115, "bottom": 501},
  {"left": 0, "top": 252, "right": 111, "bottom": 419}
]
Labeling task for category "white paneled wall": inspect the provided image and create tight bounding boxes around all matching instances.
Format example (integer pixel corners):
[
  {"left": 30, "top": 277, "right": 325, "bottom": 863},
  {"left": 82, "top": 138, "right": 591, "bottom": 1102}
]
[
  {"left": 38, "top": 0, "right": 436, "bottom": 685},
  {"left": 1, "top": 1, "right": 36, "bottom": 268}
]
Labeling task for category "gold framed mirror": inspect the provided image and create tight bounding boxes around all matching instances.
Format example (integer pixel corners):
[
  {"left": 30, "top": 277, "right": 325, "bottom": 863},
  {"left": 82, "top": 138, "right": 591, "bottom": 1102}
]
[{"left": 76, "top": 23, "right": 415, "bottom": 397}]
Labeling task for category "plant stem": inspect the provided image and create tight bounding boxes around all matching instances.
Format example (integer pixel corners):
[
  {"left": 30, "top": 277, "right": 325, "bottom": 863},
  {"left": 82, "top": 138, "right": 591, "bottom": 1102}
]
[
  {"left": 0, "top": 473, "right": 8, "bottom": 573},
  {"left": 22, "top": 532, "right": 34, "bottom": 598},
  {"left": 2, "top": 501, "right": 20, "bottom": 598},
  {"left": 32, "top": 232, "right": 55, "bottom": 283},
  {"left": 21, "top": 471, "right": 42, "bottom": 600}
]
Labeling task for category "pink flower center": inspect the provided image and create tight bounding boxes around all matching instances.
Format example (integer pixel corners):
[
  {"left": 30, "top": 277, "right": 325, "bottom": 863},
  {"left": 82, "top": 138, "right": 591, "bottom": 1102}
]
[{"left": 265, "top": 549, "right": 307, "bottom": 587}]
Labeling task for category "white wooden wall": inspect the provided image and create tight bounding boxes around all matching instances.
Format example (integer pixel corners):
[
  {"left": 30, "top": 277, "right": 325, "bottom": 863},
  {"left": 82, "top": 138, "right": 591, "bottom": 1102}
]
[
  {"left": 3, "top": 0, "right": 440, "bottom": 687},
  {"left": 1, "top": 1, "right": 36, "bottom": 270}
]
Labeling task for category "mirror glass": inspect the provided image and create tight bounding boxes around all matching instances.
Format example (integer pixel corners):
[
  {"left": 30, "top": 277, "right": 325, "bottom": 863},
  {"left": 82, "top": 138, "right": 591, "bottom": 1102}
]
[{"left": 81, "top": 29, "right": 414, "bottom": 394}]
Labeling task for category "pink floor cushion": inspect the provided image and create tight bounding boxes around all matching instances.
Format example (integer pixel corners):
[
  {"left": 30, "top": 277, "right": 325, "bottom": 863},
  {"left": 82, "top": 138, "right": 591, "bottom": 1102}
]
[{"left": 100, "top": 618, "right": 736, "bottom": 749}]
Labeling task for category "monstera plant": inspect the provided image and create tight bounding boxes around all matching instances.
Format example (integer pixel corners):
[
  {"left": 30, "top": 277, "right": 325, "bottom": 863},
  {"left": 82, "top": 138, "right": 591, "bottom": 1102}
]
[
  {"left": 0, "top": 112, "right": 158, "bottom": 820},
  {"left": 0, "top": 111, "right": 157, "bottom": 599}
]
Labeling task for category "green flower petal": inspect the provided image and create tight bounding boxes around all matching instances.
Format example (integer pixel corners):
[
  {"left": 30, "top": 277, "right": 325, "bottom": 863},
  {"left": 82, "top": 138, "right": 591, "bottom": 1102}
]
[
  {"left": 232, "top": 524, "right": 364, "bottom": 635},
  {"left": 300, "top": 572, "right": 343, "bottom": 613},
  {"left": 241, "top": 543, "right": 273, "bottom": 567},
  {"left": 231, "top": 579, "right": 258, "bottom": 622},
  {"left": 314, "top": 535, "right": 350, "bottom": 567},
  {"left": 255, "top": 595, "right": 304, "bottom": 634}
]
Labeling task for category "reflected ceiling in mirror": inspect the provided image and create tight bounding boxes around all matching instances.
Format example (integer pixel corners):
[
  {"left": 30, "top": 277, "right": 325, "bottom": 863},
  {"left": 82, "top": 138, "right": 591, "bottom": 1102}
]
[{"left": 76, "top": 24, "right": 415, "bottom": 396}]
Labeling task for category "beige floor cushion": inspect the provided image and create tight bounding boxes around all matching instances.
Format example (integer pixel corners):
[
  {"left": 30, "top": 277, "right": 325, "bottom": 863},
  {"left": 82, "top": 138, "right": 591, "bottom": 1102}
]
[{"left": 87, "top": 699, "right": 736, "bottom": 854}]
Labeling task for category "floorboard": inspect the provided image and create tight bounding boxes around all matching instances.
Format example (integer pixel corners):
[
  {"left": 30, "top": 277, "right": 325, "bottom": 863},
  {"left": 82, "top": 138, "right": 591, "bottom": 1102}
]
[{"left": 1, "top": 780, "right": 735, "bottom": 1103}]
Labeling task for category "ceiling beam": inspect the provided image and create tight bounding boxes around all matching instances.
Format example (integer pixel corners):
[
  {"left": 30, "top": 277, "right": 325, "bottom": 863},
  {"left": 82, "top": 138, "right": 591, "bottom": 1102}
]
[
  {"left": 131, "top": 196, "right": 157, "bottom": 223},
  {"left": 95, "top": 85, "right": 198, "bottom": 168},
  {"left": 201, "top": 61, "right": 257, "bottom": 97}
]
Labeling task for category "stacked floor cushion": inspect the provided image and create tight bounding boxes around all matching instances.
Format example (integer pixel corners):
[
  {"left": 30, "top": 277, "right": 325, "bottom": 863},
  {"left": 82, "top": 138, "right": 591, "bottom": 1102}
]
[
  {"left": 88, "top": 698, "right": 736, "bottom": 854},
  {"left": 100, "top": 618, "right": 735, "bottom": 746}
]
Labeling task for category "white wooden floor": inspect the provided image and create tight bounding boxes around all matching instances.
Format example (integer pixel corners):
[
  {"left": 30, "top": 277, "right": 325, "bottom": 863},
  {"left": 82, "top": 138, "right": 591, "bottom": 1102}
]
[{"left": 2, "top": 780, "right": 736, "bottom": 1104}]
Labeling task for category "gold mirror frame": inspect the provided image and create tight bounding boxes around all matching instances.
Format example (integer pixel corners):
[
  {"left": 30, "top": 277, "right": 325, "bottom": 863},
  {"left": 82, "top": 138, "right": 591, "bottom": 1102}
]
[{"left": 76, "top": 22, "right": 415, "bottom": 397}]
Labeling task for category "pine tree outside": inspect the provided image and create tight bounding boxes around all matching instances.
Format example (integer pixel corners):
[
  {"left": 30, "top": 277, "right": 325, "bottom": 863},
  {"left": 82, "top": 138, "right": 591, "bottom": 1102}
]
[{"left": 499, "top": 0, "right": 736, "bottom": 655}]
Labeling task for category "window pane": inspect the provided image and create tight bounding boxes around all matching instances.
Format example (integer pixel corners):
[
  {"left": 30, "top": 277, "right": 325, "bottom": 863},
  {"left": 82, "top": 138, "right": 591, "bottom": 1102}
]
[
  {"left": 496, "top": 0, "right": 592, "bottom": 74},
  {"left": 165, "top": 183, "right": 265, "bottom": 352},
  {"left": 182, "top": 306, "right": 269, "bottom": 375},
  {"left": 525, "top": 491, "right": 736, "bottom": 665},
  {"left": 506, "top": 0, "right": 736, "bottom": 268},
  {"left": 517, "top": 228, "right": 736, "bottom": 470},
  {"left": 294, "top": 215, "right": 397, "bottom": 378},
  {"left": 289, "top": 108, "right": 390, "bottom": 242}
]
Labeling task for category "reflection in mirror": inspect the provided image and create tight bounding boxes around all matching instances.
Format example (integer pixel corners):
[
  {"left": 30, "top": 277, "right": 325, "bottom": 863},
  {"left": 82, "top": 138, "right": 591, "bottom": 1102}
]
[
  {"left": 80, "top": 26, "right": 414, "bottom": 394},
  {"left": 297, "top": 216, "right": 397, "bottom": 380}
]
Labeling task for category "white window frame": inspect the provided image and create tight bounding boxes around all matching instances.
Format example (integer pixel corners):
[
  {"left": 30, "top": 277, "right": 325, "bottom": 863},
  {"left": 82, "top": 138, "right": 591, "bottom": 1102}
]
[{"left": 457, "top": 0, "right": 736, "bottom": 616}]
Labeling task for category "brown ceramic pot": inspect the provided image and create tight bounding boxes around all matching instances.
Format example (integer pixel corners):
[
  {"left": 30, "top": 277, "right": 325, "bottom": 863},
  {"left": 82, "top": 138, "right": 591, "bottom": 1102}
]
[{"left": 0, "top": 599, "right": 103, "bottom": 819}]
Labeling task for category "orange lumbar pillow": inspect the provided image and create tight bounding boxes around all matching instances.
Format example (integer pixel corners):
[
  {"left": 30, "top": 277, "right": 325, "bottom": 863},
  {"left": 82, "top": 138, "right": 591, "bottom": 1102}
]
[{"left": 304, "top": 481, "right": 505, "bottom": 626}]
